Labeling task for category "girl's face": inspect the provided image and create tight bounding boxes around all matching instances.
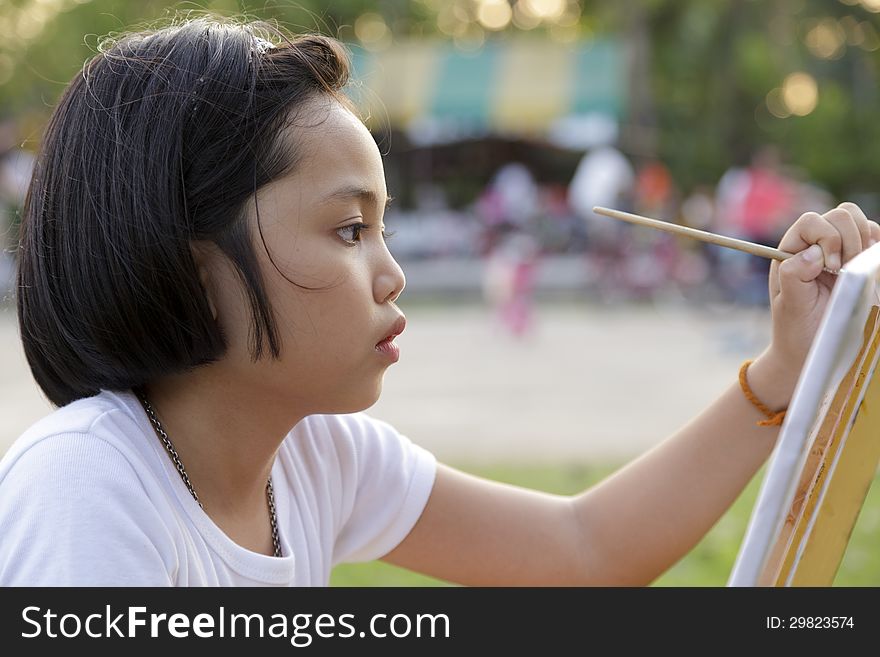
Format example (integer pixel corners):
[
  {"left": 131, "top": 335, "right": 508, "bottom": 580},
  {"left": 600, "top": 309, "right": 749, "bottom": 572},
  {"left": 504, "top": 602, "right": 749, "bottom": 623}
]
[{"left": 204, "top": 97, "right": 406, "bottom": 414}]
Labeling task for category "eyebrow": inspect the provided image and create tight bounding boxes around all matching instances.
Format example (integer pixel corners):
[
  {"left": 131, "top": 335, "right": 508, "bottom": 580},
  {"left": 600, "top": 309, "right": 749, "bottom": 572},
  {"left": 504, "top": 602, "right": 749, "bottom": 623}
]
[{"left": 321, "top": 185, "right": 393, "bottom": 209}]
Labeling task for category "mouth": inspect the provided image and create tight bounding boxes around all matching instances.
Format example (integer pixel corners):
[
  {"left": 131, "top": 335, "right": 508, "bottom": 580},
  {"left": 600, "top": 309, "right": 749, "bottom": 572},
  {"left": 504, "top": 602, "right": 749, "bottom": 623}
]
[
  {"left": 376, "top": 315, "right": 407, "bottom": 346},
  {"left": 375, "top": 316, "right": 406, "bottom": 361}
]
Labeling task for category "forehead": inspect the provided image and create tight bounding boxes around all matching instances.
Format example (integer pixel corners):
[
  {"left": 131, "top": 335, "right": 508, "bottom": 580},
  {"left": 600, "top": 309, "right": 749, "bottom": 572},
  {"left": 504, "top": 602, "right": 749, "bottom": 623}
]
[{"left": 275, "top": 97, "right": 386, "bottom": 202}]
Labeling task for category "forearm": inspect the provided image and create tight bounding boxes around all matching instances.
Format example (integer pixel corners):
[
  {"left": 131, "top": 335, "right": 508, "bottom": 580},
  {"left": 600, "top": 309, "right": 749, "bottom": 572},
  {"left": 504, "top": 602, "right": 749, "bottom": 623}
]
[{"left": 569, "top": 352, "right": 796, "bottom": 585}]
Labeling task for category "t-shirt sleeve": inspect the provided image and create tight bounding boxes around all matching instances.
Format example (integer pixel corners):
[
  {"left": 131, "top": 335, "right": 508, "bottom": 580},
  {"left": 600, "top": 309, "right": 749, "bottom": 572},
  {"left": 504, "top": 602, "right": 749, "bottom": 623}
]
[
  {"left": 327, "top": 414, "right": 436, "bottom": 565},
  {"left": 0, "top": 433, "right": 177, "bottom": 586}
]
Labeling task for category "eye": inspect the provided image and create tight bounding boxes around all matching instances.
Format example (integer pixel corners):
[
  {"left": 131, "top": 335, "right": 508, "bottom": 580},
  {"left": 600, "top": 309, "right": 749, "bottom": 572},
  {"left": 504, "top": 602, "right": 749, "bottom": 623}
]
[
  {"left": 336, "top": 223, "right": 396, "bottom": 245},
  {"left": 336, "top": 222, "right": 366, "bottom": 245}
]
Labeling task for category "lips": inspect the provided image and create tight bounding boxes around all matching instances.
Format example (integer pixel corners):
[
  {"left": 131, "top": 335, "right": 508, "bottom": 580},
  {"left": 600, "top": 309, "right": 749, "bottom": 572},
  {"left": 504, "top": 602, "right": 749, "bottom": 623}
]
[
  {"left": 377, "top": 315, "right": 407, "bottom": 346},
  {"left": 375, "top": 315, "right": 406, "bottom": 363}
]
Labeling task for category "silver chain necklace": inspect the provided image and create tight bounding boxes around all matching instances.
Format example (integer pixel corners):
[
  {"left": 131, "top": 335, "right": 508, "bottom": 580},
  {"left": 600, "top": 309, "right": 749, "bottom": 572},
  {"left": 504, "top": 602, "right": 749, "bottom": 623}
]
[{"left": 136, "top": 391, "right": 282, "bottom": 558}]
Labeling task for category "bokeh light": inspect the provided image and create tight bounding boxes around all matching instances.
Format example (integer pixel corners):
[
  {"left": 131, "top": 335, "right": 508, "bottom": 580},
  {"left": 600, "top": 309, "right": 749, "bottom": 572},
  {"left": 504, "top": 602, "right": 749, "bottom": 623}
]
[
  {"left": 476, "top": 0, "right": 513, "bottom": 31},
  {"left": 437, "top": 3, "right": 470, "bottom": 36},
  {"left": 782, "top": 72, "right": 819, "bottom": 116},
  {"left": 355, "top": 12, "right": 391, "bottom": 50},
  {"left": 512, "top": 1, "right": 542, "bottom": 30},
  {"left": 766, "top": 88, "right": 791, "bottom": 118},
  {"left": 805, "top": 18, "right": 846, "bottom": 59},
  {"left": 520, "top": 0, "right": 567, "bottom": 21},
  {"left": 557, "top": 5, "right": 582, "bottom": 27}
]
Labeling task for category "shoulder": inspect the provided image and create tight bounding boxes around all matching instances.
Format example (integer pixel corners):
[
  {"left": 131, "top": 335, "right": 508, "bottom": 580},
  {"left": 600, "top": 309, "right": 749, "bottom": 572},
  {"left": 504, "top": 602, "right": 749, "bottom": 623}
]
[
  {"left": 10, "top": 389, "right": 143, "bottom": 449},
  {"left": 0, "top": 391, "right": 178, "bottom": 585},
  {"left": 0, "top": 389, "right": 166, "bottom": 528},
  {"left": 288, "top": 415, "right": 437, "bottom": 565},
  {"left": 280, "top": 412, "right": 436, "bottom": 506},
  {"left": 283, "top": 412, "right": 427, "bottom": 469},
  {"left": 1, "top": 389, "right": 151, "bottom": 481},
  {"left": 291, "top": 411, "right": 402, "bottom": 442}
]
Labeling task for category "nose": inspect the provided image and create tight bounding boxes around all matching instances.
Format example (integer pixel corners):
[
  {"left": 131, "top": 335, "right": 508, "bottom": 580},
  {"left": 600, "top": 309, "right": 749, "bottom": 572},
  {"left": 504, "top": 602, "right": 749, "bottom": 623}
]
[{"left": 373, "top": 242, "right": 406, "bottom": 304}]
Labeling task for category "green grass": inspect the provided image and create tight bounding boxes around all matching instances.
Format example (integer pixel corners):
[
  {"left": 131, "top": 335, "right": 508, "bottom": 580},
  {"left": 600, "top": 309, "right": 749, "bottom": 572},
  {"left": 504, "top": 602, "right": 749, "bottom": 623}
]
[{"left": 330, "top": 463, "right": 880, "bottom": 587}]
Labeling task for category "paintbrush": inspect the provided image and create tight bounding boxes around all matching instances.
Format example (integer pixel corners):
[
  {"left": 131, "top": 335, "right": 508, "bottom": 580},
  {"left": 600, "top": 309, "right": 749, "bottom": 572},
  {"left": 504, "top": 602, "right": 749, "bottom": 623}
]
[{"left": 592, "top": 206, "right": 839, "bottom": 274}]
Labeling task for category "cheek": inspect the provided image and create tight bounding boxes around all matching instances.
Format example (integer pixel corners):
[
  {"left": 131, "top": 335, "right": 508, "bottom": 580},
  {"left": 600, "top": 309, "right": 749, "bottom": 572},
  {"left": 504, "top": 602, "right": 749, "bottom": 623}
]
[
  {"left": 295, "top": 287, "right": 367, "bottom": 345},
  {"left": 268, "top": 284, "right": 357, "bottom": 350},
  {"left": 255, "top": 242, "right": 373, "bottom": 355}
]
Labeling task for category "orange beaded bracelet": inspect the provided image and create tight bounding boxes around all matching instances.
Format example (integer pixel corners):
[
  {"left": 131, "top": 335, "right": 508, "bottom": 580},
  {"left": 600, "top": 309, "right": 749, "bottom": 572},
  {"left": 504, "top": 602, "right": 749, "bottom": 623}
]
[{"left": 739, "top": 360, "right": 787, "bottom": 427}]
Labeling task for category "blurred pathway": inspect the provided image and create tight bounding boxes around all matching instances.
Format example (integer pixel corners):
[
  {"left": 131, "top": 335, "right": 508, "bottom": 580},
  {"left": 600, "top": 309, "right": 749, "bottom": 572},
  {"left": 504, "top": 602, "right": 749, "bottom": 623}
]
[{"left": 0, "top": 302, "right": 771, "bottom": 463}]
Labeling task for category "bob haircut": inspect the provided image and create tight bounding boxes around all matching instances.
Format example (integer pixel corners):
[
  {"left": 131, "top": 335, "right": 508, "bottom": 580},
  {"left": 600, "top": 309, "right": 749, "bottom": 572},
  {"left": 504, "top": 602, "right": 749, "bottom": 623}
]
[{"left": 17, "top": 17, "right": 352, "bottom": 408}]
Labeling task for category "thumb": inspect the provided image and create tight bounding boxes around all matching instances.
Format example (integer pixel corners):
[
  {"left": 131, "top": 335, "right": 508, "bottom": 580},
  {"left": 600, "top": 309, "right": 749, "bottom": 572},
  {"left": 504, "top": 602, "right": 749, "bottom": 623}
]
[{"left": 776, "top": 244, "right": 825, "bottom": 308}]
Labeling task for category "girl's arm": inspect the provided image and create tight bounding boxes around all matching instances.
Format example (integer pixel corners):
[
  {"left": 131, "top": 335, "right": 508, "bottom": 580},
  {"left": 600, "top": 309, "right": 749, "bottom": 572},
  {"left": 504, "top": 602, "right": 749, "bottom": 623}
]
[{"left": 382, "top": 203, "right": 880, "bottom": 585}]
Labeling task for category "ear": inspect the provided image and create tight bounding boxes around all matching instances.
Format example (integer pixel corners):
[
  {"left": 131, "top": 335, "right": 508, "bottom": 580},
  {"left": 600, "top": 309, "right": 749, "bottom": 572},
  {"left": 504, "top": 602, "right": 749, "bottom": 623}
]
[{"left": 190, "top": 240, "right": 219, "bottom": 321}]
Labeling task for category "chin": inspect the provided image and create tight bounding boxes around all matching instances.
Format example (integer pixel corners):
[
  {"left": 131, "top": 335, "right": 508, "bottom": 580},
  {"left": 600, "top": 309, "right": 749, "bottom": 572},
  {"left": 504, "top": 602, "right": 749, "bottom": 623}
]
[
  {"left": 324, "top": 383, "right": 384, "bottom": 416},
  {"left": 350, "top": 388, "right": 384, "bottom": 413}
]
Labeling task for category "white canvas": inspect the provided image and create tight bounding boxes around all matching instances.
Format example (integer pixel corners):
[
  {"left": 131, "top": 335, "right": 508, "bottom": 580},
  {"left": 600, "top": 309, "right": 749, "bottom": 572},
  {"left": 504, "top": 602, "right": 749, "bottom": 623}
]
[{"left": 728, "top": 242, "right": 880, "bottom": 586}]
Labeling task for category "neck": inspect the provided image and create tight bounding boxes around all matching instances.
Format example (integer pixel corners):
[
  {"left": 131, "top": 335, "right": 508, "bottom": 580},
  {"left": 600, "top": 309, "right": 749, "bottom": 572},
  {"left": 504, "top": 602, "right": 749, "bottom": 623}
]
[{"left": 140, "top": 366, "right": 304, "bottom": 518}]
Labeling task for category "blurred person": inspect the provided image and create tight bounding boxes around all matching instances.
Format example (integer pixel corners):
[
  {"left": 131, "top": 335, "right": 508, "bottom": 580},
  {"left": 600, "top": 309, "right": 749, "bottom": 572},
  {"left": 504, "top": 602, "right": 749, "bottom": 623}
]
[
  {"left": 567, "top": 137, "right": 635, "bottom": 251},
  {"left": 739, "top": 146, "right": 797, "bottom": 246},
  {"left": 478, "top": 162, "right": 539, "bottom": 231},
  {"left": 482, "top": 224, "right": 540, "bottom": 339},
  {"left": 713, "top": 162, "right": 753, "bottom": 303},
  {"left": 714, "top": 148, "right": 801, "bottom": 305},
  {"left": 673, "top": 185, "right": 716, "bottom": 296},
  {"left": 537, "top": 182, "right": 587, "bottom": 253},
  {"left": 1, "top": 17, "right": 878, "bottom": 587},
  {"left": 617, "top": 158, "right": 681, "bottom": 302},
  {"left": 634, "top": 158, "right": 676, "bottom": 219},
  {"left": 567, "top": 134, "right": 635, "bottom": 299},
  {"left": 681, "top": 185, "right": 715, "bottom": 232},
  {"left": 478, "top": 163, "right": 541, "bottom": 338}
]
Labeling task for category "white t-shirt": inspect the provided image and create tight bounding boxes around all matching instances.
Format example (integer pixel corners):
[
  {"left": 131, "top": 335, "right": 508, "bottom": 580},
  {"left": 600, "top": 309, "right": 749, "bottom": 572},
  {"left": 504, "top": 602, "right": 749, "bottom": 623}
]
[{"left": 0, "top": 390, "right": 436, "bottom": 586}]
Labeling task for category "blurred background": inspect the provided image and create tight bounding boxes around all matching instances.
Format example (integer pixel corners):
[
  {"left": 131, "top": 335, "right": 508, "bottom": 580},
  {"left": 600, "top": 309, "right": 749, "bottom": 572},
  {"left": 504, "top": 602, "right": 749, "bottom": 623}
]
[{"left": 0, "top": 0, "right": 878, "bottom": 585}]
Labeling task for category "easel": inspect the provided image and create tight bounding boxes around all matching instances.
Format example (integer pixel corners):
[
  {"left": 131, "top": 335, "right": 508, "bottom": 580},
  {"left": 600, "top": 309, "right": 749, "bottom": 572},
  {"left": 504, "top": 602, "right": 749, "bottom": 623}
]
[{"left": 730, "top": 245, "right": 880, "bottom": 586}]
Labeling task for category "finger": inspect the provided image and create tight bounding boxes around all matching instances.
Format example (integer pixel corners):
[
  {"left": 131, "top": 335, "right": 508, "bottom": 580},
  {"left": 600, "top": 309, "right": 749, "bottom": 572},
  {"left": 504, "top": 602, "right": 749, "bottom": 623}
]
[
  {"left": 775, "top": 244, "right": 824, "bottom": 308},
  {"left": 778, "top": 212, "right": 842, "bottom": 272},
  {"left": 823, "top": 207, "right": 864, "bottom": 268},
  {"left": 870, "top": 221, "right": 880, "bottom": 245},
  {"left": 835, "top": 202, "right": 872, "bottom": 249}
]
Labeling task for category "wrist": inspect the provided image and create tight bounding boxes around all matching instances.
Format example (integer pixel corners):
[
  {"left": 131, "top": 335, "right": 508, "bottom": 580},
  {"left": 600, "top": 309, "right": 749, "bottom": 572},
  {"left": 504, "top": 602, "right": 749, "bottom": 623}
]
[{"left": 745, "top": 350, "right": 800, "bottom": 412}]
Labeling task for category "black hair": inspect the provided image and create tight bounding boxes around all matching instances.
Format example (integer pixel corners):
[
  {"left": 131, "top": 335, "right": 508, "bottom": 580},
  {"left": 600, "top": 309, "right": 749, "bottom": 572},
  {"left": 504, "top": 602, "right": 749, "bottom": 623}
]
[{"left": 16, "top": 16, "right": 352, "bottom": 407}]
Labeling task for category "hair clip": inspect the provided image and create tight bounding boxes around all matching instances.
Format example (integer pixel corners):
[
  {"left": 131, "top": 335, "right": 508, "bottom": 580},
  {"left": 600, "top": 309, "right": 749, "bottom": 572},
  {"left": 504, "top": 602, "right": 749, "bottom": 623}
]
[
  {"left": 253, "top": 37, "right": 275, "bottom": 54},
  {"left": 190, "top": 77, "right": 204, "bottom": 114}
]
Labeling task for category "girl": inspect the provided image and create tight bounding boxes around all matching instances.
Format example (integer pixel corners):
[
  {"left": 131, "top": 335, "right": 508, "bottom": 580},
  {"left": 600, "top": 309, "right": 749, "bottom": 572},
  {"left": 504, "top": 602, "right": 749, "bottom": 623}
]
[{"left": 0, "top": 17, "right": 876, "bottom": 586}]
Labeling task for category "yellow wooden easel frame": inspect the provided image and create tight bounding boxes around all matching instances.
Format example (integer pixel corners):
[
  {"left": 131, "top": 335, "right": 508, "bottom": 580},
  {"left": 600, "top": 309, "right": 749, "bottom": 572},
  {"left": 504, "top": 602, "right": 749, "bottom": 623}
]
[
  {"left": 760, "top": 307, "right": 880, "bottom": 585},
  {"left": 730, "top": 245, "right": 880, "bottom": 586}
]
